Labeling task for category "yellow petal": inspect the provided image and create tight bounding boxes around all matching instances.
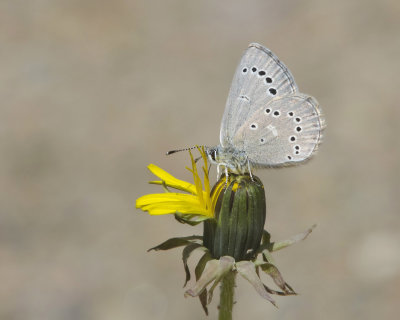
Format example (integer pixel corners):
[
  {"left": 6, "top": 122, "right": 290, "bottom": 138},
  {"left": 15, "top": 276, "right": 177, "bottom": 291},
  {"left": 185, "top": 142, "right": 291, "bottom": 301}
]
[
  {"left": 188, "top": 150, "right": 204, "bottom": 206},
  {"left": 136, "top": 193, "right": 211, "bottom": 216},
  {"left": 149, "top": 180, "right": 196, "bottom": 194},
  {"left": 147, "top": 164, "right": 197, "bottom": 194},
  {"left": 136, "top": 193, "right": 199, "bottom": 207},
  {"left": 137, "top": 193, "right": 212, "bottom": 214}
]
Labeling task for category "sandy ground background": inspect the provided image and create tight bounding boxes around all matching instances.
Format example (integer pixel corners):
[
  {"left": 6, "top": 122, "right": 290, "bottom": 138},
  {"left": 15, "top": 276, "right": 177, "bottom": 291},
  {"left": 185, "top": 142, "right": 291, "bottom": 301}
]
[{"left": 1, "top": 0, "right": 399, "bottom": 319}]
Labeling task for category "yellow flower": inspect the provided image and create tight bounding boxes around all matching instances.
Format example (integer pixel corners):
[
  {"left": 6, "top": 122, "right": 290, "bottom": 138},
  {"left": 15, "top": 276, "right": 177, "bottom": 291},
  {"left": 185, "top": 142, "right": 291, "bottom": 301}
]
[{"left": 136, "top": 147, "right": 222, "bottom": 221}]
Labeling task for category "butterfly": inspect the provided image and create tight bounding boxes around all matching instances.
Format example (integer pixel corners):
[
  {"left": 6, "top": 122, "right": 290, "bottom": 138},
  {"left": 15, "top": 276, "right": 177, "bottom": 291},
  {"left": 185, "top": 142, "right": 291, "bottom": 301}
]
[{"left": 169, "top": 43, "right": 325, "bottom": 178}]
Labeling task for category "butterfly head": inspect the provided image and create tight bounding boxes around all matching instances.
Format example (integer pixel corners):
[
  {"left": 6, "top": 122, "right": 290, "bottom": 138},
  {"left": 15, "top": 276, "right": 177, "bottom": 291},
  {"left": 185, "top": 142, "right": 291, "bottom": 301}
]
[
  {"left": 205, "top": 146, "right": 218, "bottom": 164},
  {"left": 206, "top": 146, "right": 250, "bottom": 175}
]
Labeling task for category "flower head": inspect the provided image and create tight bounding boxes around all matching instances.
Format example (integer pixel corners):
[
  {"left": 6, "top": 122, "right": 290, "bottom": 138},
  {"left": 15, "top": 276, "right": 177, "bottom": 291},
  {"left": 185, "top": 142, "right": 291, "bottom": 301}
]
[{"left": 136, "top": 147, "right": 219, "bottom": 223}]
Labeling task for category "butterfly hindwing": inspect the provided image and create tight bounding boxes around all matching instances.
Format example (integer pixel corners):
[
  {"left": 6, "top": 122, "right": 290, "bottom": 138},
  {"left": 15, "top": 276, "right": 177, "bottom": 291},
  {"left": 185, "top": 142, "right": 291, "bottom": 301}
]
[{"left": 232, "top": 94, "right": 325, "bottom": 167}]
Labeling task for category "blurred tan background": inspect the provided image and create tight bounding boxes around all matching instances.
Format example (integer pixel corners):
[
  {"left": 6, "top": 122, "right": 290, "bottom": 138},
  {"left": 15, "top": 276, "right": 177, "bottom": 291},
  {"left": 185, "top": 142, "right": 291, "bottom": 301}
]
[{"left": 1, "top": 0, "right": 399, "bottom": 319}]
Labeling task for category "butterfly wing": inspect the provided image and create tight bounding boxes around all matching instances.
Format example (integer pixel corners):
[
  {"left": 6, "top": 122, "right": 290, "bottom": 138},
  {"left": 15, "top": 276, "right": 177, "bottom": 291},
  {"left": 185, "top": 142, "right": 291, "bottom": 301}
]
[
  {"left": 232, "top": 94, "right": 325, "bottom": 167},
  {"left": 220, "top": 43, "right": 298, "bottom": 147}
]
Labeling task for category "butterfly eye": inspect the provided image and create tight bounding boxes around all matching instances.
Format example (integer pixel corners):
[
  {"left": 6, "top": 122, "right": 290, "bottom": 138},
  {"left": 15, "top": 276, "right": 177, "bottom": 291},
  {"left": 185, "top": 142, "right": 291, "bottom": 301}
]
[
  {"left": 295, "top": 117, "right": 301, "bottom": 123},
  {"left": 273, "top": 110, "right": 280, "bottom": 117},
  {"left": 242, "top": 67, "right": 248, "bottom": 73},
  {"left": 207, "top": 148, "right": 217, "bottom": 161},
  {"left": 296, "top": 126, "right": 302, "bottom": 132},
  {"left": 265, "top": 108, "right": 271, "bottom": 114},
  {"left": 258, "top": 70, "right": 266, "bottom": 76},
  {"left": 288, "top": 111, "right": 294, "bottom": 117},
  {"left": 251, "top": 67, "right": 257, "bottom": 72}
]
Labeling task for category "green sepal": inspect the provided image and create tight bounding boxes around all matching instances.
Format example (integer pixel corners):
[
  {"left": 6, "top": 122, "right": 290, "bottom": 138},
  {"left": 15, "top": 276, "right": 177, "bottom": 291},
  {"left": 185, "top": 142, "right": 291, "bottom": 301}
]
[
  {"left": 244, "top": 177, "right": 266, "bottom": 260},
  {"left": 236, "top": 261, "right": 277, "bottom": 307},
  {"left": 204, "top": 174, "right": 266, "bottom": 261},
  {"left": 185, "top": 256, "right": 235, "bottom": 299},
  {"left": 174, "top": 213, "right": 211, "bottom": 226},
  {"left": 270, "top": 224, "right": 316, "bottom": 252},
  {"left": 213, "top": 182, "right": 234, "bottom": 259},
  {"left": 147, "top": 235, "right": 202, "bottom": 252},
  {"left": 182, "top": 243, "right": 206, "bottom": 287},
  {"left": 259, "top": 262, "right": 296, "bottom": 295},
  {"left": 256, "top": 225, "right": 316, "bottom": 258},
  {"left": 195, "top": 252, "right": 212, "bottom": 315}
]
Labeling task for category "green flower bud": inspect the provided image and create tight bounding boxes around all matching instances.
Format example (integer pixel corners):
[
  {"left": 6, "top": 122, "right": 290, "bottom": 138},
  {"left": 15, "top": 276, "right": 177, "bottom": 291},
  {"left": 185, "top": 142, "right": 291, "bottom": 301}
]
[{"left": 203, "top": 174, "right": 266, "bottom": 261}]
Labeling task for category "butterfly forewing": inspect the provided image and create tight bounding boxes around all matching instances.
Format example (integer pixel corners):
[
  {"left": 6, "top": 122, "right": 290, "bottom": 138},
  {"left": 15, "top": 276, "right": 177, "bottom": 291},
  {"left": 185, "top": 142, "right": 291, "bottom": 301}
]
[
  {"left": 232, "top": 94, "right": 325, "bottom": 167},
  {"left": 220, "top": 43, "right": 298, "bottom": 147}
]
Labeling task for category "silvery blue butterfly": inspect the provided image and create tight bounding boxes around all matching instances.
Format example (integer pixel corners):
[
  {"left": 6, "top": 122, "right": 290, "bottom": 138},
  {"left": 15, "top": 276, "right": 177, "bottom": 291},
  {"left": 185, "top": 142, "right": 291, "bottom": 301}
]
[{"left": 170, "top": 43, "right": 325, "bottom": 177}]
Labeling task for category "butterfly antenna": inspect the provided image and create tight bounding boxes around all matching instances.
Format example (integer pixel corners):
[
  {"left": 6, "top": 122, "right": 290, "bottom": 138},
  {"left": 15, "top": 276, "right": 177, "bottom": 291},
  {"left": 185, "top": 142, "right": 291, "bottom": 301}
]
[{"left": 166, "top": 146, "right": 203, "bottom": 156}]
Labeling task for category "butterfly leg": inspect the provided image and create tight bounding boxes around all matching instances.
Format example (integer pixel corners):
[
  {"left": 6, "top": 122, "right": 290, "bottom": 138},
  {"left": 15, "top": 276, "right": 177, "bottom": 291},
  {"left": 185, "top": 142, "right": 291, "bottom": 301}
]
[
  {"left": 217, "top": 163, "right": 229, "bottom": 183},
  {"left": 217, "top": 164, "right": 221, "bottom": 180},
  {"left": 225, "top": 166, "right": 229, "bottom": 183},
  {"left": 247, "top": 157, "right": 254, "bottom": 181}
]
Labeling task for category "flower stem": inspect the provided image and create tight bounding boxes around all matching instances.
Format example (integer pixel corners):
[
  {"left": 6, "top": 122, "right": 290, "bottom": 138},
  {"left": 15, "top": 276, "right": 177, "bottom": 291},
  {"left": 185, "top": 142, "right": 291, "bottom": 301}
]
[{"left": 219, "top": 271, "right": 236, "bottom": 320}]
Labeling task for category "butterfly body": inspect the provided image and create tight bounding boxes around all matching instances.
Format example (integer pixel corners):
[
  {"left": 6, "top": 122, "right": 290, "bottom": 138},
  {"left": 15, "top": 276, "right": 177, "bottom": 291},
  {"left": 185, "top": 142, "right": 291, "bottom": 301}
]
[{"left": 206, "top": 43, "right": 325, "bottom": 175}]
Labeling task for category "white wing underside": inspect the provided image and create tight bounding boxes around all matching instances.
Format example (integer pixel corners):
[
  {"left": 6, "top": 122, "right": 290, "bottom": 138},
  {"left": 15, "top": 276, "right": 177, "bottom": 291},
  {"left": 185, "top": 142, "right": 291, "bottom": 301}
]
[{"left": 219, "top": 43, "right": 325, "bottom": 167}]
